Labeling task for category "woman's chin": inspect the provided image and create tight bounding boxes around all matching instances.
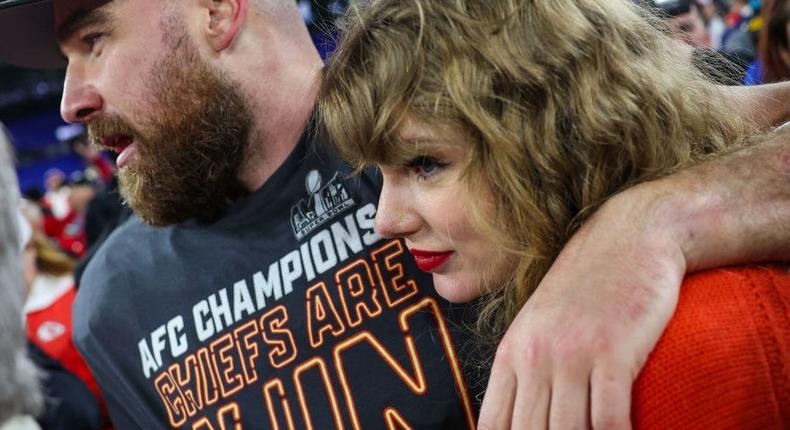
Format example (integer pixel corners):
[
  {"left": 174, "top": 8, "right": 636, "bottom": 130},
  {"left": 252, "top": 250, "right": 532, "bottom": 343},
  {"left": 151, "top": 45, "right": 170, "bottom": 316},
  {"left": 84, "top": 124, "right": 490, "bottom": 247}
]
[{"left": 432, "top": 273, "right": 484, "bottom": 303}]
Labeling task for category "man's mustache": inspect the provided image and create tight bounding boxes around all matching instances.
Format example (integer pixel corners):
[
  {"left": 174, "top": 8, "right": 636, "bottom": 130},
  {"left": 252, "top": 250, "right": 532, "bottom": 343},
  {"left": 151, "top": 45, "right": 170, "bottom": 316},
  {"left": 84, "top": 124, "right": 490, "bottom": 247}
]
[{"left": 87, "top": 116, "right": 139, "bottom": 149}]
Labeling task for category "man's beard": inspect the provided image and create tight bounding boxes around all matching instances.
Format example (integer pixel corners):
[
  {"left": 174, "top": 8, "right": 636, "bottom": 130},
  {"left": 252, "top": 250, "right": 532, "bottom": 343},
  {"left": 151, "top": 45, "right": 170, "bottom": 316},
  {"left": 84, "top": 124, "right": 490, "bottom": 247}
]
[{"left": 88, "top": 40, "right": 252, "bottom": 227}]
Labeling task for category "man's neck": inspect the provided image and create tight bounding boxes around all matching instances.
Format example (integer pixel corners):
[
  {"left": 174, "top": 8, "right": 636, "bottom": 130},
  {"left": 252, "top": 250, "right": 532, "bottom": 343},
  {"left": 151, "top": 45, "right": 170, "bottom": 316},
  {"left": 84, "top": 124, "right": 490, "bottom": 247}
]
[{"left": 238, "top": 66, "right": 321, "bottom": 192}]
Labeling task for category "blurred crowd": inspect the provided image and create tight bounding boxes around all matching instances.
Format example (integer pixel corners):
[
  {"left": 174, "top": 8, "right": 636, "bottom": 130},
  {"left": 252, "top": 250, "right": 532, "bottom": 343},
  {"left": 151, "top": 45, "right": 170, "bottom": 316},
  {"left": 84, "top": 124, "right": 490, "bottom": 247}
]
[
  {"left": 8, "top": 126, "right": 123, "bottom": 430},
  {"left": 645, "top": 0, "right": 790, "bottom": 83}
]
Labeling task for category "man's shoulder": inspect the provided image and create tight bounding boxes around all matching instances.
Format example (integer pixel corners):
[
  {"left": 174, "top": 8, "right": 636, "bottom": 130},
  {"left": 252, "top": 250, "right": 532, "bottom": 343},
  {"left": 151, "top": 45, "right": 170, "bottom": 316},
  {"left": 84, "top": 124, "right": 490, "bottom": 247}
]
[
  {"left": 77, "top": 216, "right": 164, "bottom": 304},
  {"left": 86, "top": 216, "right": 161, "bottom": 270},
  {"left": 105, "top": 214, "right": 157, "bottom": 241},
  {"left": 73, "top": 216, "right": 175, "bottom": 352}
]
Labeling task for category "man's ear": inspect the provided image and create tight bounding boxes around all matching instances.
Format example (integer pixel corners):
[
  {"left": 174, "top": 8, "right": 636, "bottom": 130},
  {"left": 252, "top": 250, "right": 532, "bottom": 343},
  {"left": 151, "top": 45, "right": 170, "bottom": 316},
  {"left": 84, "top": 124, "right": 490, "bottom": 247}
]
[{"left": 200, "top": 0, "right": 247, "bottom": 52}]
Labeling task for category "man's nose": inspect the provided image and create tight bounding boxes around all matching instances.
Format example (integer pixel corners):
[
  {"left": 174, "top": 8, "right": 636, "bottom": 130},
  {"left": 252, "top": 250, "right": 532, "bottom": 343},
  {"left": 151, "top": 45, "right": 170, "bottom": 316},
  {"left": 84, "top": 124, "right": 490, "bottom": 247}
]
[{"left": 60, "top": 67, "right": 103, "bottom": 124}]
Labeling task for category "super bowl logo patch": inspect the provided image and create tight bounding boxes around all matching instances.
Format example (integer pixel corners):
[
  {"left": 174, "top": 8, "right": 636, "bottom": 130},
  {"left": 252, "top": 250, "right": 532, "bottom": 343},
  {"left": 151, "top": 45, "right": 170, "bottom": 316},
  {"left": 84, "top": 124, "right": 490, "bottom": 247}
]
[{"left": 290, "top": 170, "right": 355, "bottom": 240}]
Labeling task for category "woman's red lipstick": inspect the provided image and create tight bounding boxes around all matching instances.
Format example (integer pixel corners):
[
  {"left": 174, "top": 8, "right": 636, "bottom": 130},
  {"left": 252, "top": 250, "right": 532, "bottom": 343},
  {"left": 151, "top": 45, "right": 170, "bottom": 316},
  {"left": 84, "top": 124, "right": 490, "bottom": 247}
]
[{"left": 409, "top": 249, "right": 454, "bottom": 272}]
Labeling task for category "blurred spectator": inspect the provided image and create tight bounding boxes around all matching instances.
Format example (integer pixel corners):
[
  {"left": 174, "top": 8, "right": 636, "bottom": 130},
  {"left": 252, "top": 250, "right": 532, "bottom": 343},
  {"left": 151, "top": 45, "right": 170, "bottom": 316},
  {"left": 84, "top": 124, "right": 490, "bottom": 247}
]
[
  {"left": 69, "top": 136, "right": 114, "bottom": 186},
  {"left": 33, "top": 127, "right": 115, "bottom": 259},
  {"left": 0, "top": 124, "right": 42, "bottom": 429},
  {"left": 40, "top": 176, "right": 97, "bottom": 258},
  {"left": 639, "top": 0, "right": 713, "bottom": 46},
  {"left": 41, "top": 169, "right": 69, "bottom": 221},
  {"left": 19, "top": 200, "right": 44, "bottom": 237},
  {"left": 19, "top": 228, "right": 104, "bottom": 430},
  {"left": 674, "top": 1, "right": 715, "bottom": 47},
  {"left": 746, "top": 0, "right": 790, "bottom": 83},
  {"left": 698, "top": 0, "right": 729, "bottom": 48},
  {"left": 3, "top": 120, "right": 109, "bottom": 429},
  {"left": 643, "top": 0, "right": 754, "bottom": 82},
  {"left": 721, "top": 0, "right": 762, "bottom": 75}
]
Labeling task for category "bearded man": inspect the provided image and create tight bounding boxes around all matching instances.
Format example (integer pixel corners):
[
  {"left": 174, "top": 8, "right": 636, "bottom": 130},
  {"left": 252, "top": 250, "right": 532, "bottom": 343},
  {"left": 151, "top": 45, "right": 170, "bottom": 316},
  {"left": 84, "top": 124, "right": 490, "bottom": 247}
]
[{"left": 0, "top": 1, "right": 788, "bottom": 429}]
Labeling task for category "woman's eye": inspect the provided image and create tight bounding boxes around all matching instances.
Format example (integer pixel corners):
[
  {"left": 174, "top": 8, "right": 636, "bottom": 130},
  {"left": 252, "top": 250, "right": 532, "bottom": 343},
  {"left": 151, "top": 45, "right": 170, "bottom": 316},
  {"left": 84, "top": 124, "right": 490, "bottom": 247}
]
[{"left": 406, "top": 156, "right": 449, "bottom": 180}]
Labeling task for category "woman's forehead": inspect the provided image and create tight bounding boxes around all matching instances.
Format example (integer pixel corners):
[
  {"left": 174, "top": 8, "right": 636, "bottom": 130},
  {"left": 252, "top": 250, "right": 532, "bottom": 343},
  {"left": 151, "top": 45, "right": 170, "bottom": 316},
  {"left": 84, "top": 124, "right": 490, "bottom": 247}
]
[{"left": 398, "top": 116, "right": 469, "bottom": 144}]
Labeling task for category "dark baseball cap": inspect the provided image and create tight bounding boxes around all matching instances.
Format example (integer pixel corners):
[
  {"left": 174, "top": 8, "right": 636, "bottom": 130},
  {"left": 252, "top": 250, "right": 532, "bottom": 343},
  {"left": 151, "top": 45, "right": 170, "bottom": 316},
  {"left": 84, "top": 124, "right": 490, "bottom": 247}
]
[{"left": 0, "top": 0, "right": 111, "bottom": 69}]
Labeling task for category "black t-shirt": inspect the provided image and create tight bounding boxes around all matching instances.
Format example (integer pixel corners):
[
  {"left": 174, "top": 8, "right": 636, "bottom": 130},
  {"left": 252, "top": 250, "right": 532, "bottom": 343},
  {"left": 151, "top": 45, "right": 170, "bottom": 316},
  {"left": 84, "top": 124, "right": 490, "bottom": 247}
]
[{"left": 74, "top": 126, "right": 480, "bottom": 429}]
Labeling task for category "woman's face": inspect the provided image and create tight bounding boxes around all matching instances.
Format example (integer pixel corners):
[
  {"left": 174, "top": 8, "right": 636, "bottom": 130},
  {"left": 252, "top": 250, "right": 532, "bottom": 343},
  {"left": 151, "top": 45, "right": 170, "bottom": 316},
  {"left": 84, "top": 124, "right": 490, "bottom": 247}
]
[{"left": 374, "top": 119, "right": 509, "bottom": 303}]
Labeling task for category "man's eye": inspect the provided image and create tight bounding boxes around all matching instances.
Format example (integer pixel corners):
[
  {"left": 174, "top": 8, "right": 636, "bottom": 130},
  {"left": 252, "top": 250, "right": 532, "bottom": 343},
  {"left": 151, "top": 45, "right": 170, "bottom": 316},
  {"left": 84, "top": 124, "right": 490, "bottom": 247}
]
[
  {"left": 82, "top": 32, "right": 104, "bottom": 49},
  {"left": 406, "top": 156, "right": 449, "bottom": 180}
]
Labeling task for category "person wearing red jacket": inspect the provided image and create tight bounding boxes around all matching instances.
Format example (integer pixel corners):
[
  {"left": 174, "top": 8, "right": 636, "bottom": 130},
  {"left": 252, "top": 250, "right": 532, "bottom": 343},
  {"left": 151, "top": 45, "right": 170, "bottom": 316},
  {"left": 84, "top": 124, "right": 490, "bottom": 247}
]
[{"left": 22, "top": 230, "right": 111, "bottom": 429}]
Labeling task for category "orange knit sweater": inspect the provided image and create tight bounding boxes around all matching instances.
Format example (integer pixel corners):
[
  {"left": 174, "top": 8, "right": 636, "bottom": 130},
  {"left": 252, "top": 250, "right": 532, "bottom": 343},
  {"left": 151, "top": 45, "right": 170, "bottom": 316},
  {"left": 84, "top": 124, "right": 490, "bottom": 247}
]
[{"left": 632, "top": 265, "right": 790, "bottom": 429}]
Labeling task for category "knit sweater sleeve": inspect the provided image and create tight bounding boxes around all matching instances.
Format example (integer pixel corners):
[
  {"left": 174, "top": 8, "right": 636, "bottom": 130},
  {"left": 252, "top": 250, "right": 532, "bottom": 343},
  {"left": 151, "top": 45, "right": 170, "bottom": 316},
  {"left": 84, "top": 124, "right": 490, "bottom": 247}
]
[{"left": 632, "top": 265, "right": 790, "bottom": 430}]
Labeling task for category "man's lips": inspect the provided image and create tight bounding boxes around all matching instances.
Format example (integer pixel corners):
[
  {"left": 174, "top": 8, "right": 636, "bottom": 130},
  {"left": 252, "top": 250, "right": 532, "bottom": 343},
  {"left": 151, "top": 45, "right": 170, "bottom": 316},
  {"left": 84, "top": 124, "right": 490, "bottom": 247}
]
[
  {"left": 98, "top": 134, "right": 133, "bottom": 151},
  {"left": 409, "top": 249, "right": 454, "bottom": 272},
  {"left": 97, "top": 134, "right": 136, "bottom": 168},
  {"left": 115, "top": 142, "right": 138, "bottom": 169}
]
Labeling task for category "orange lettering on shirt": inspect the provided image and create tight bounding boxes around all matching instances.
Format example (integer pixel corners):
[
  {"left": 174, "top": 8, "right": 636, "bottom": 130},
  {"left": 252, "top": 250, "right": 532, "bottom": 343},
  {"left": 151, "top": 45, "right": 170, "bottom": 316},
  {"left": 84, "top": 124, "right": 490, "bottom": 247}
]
[
  {"left": 260, "top": 306, "right": 298, "bottom": 369},
  {"left": 262, "top": 379, "right": 296, "bottom": 430},
  {"left": 371, "top": 241, "right": 419, "bottom": 308},
  {"left": 305, "top": 282, "right": 346, "bottom": 349},
  {"left": 335, "top": 259, "right": 382, "bottom": 327},
  {"left": 293, "top": 357, "right": 344, "bottom": 430},
  {"left": 384, "top": 407, "right": 416, "bottom": 430}
]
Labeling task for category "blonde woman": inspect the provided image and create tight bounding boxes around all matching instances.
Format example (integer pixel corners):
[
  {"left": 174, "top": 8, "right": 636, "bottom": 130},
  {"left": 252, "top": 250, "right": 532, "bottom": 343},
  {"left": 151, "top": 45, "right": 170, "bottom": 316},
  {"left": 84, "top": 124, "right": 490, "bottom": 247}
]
[{"left": 320, "top": 0, "right": 790, "bottom": 428}]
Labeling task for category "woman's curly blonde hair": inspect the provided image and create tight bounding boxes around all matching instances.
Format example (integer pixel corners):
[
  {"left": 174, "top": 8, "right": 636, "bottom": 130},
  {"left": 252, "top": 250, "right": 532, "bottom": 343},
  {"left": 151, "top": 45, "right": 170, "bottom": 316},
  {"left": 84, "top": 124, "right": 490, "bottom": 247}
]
[{"left": 320, "top": 0, "right": 753, "bottom": 342}]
